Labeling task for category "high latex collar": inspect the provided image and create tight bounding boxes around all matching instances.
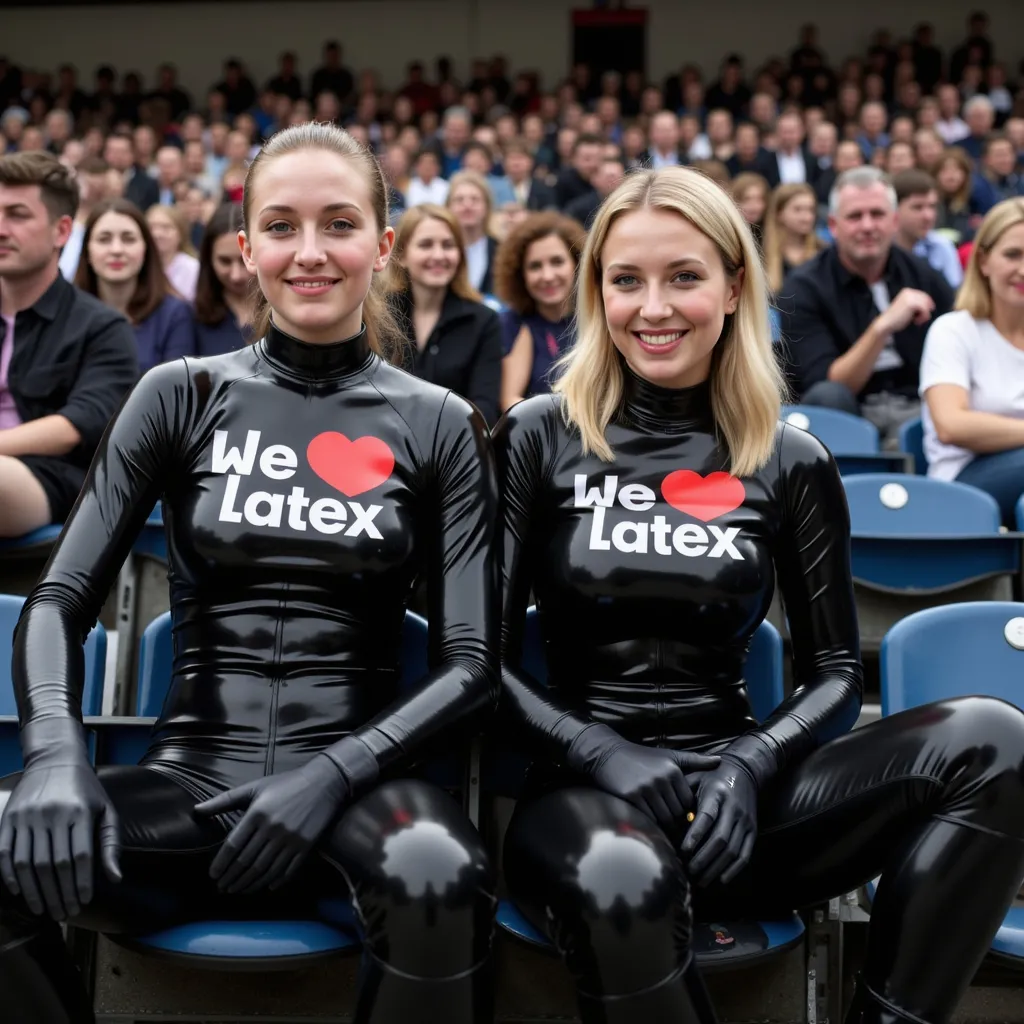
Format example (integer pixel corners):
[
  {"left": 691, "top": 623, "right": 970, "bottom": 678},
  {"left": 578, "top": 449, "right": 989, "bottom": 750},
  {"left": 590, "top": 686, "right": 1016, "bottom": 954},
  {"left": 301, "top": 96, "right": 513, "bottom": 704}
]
[
  {"left": 261, "top": 320, "right": 374, "bottom": 380},
  {"left": 619, "top": 362, "right": 714, "bottom": 433}
]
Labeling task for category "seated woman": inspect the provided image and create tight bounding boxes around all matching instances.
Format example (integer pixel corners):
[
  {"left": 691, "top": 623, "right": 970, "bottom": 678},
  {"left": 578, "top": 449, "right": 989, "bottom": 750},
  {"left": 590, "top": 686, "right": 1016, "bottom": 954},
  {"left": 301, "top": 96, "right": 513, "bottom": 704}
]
[
  {"left": 493, "top": 211, "right": 584, "bottom": 412},
  {"left": 387, "top": 203, "right": 503, "bottom": 424},
  {"left": 445, "top": 170, "right": 499, "bottom": 295},
  {"left": 75, "top": 198, "right": 195, "bottom": 374},
  {"left": 920, "top": 198, "right": 1024, "bottom": 525},
  {"left": 0, "top": 123, "right": 499, "bottom": 1024},
  {"left": 495, "top": 166, "right": 1024, "bottom": 1024},
  {"left": 192, "top": 202, "right": 254, "bottom": 356},
  {"left": 145, "top": 202, "right": 201, "bottom": 302},
  {"left": 728, "top": 171, "right": 769, "bottom": 244},
  {"left": 762, "top": 183, "right": 826, "bottom": 294}
]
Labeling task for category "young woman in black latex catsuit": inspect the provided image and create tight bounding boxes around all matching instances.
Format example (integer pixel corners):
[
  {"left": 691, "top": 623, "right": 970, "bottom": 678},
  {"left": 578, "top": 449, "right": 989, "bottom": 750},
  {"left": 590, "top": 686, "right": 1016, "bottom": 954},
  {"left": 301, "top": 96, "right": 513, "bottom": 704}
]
[
  {"left": 0, "top": 123, "right": 499, "bottom": 1024},
  {"left": 495, "top": 165, "right": 1024, "bottom": 1024}
]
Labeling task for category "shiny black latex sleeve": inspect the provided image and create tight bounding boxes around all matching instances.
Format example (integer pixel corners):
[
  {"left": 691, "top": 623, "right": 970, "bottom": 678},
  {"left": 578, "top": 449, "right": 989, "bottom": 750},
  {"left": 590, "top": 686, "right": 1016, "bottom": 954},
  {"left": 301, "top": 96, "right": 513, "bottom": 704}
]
[
  {"left": 722, "top": 423, "right": 863, "bottom": 788},
  {"left": 323, "top": 392, "right": 501, "bottom": 795}
]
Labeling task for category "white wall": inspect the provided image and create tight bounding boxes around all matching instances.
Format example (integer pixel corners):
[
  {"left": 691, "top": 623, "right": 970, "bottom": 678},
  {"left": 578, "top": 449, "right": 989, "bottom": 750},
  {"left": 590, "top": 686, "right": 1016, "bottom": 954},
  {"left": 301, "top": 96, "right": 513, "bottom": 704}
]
[{"left": 6, "top": 0, "right": 1024, "bottom": 101}]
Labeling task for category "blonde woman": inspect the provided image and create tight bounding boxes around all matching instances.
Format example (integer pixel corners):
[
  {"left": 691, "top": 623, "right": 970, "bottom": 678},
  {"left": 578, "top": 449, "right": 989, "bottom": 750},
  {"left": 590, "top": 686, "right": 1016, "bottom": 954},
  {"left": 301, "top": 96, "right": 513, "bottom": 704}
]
[
  {"left": 761, "top": 183, "right": 826, "bottom": 292},
  {"left": 445, "top": 169, "right": 499, "bottom": 293},
  {"left": 386, "top": 204, "right": 502, "bottom": 423},
  {"left": 920, "top": 198, "right": 1024, "bottom": 523},
  {"left": 145, "top": 202, "right": 200, "bottom": 302},
  {"left": 494, "top": 166, "right": 1024, "bottom": 1024}
]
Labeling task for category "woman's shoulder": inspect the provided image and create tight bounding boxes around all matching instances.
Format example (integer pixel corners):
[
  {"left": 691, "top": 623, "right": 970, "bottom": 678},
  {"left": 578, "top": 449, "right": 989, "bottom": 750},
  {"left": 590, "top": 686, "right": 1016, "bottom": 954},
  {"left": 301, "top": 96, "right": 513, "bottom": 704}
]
[
  {"left": 926, "top": 308, "right": 982, "bottom": 341},
  {"left": 772, "top": 416, "right": 834, "bottom": 474},
  {"left": 494, "top": 393, "right": 565, "bottom": 445}
]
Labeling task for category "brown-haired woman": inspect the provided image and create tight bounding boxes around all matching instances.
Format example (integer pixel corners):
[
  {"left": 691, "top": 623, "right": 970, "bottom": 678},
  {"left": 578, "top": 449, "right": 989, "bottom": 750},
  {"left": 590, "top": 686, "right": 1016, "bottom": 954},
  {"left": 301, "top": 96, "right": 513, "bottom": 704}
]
[
  {"left": 192, "top": 202, "right": 255, "bottom": 356},
  {"left": 445, "top": 169, "right": 500, "bottom": 294},
  {"left": 0, "top": 123, "right": 499, "bottom": 1023},
  {"left": 493, "top": 211, "right": 585, "bottom": 412},
  {"left": 934, "top": 148, "right": 980, "bottom": 244},
  {"left": 729, "top": 172, "right": 770, "bottom": 243},
  {"left": 761, "top": 183, "right": 827, "bottom": 292},
  {"left": 75, "top": 197, "right": 195, "bottom": 373},
  {"left": 387, "top": 203, "right": 503, "bottom": 424}
]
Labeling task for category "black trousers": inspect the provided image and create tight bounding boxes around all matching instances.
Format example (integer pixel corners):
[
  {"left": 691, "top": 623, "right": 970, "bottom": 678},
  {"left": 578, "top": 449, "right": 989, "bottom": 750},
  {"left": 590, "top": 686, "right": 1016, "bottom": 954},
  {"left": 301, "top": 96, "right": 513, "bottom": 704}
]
[
  {"left": 0, "top": 770, "right": 496, "bottom": 1024},
  {"left": 505, "top": 697, "right": 1024, "bottom": 1024}
]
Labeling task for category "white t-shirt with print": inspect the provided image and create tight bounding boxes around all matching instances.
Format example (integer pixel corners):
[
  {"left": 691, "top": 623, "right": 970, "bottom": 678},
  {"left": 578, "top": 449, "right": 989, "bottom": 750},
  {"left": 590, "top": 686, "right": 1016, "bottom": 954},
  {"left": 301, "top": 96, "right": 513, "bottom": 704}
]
[{"left": 919, "top": 309, "right": 1024, "bottom": 481}]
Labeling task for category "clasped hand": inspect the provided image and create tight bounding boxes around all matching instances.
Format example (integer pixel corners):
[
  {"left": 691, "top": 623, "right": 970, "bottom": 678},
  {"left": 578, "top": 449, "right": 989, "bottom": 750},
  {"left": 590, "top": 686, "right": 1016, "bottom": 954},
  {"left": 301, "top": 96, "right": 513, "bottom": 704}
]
[{"left": 195, "top": 753, "right": 349, "bottom": 894}]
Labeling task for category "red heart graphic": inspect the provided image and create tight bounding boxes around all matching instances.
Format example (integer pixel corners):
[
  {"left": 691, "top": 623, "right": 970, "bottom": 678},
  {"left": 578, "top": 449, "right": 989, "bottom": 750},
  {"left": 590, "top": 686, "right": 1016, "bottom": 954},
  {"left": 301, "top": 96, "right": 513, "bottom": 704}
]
[
  {"left": 306, "top": 432, "right": 395, "bottom": 497},
  {"left": 661, "top": 470, "right": 745, "bottom": 522}
]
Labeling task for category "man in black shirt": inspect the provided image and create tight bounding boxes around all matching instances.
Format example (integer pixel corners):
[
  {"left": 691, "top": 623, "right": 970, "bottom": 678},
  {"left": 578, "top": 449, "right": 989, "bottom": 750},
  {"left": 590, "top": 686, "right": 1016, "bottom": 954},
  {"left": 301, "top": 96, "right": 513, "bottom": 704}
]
[
  {"left": 778, "top": 166, "right": 955, "bottom": 443},
  {"left": 0, "top": 151, "right": 137, "bottom": 536}
]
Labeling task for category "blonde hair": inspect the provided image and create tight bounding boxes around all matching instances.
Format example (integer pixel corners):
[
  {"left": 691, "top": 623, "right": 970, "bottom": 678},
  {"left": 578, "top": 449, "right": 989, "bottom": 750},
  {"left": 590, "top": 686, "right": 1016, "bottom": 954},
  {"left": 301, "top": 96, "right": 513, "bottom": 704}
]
[
  {"left": 957, "top": 198, "right": 1024, "bottom": 320},
  {"left": 761, "top": 183, "right": 825, "bottom": 292},
  {"left": 385, "top": 204, "right": 481, "bottom": 302},
  {"left": 554, "top": 166, "right": 785, "bottom": 476}
]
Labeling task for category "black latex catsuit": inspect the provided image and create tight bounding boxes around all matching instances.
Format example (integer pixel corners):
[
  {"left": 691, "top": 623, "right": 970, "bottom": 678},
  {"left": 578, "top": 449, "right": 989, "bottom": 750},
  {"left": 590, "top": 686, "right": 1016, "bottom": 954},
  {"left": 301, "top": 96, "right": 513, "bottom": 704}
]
[
  {"left": 495, "top": 366, "right": 1024, "bottom": 1024},
  {"left": 0, "top": 324, "right": 499, "bottom": 1024}
]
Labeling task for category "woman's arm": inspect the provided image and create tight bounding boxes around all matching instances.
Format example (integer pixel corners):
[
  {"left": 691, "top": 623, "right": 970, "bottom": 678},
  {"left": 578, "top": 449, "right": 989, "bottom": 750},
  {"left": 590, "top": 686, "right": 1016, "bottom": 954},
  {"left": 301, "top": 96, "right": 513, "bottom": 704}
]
[
  {"left": 318, "top": 392, "right": 501, "bottom": 795},
  {"left": 925, "top": 385, "right": 1024, "bottom": 452},
  {"left": 500, "top": 324, "right": 534, "bottom": 412},
  {"left": 723, "top": 425, "right": 863, "bottom": 788}
]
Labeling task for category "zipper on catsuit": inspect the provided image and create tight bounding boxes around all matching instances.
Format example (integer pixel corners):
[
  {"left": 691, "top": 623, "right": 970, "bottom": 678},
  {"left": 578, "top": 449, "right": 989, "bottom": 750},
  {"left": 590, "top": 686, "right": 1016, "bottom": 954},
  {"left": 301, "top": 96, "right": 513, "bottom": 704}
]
[{"left": 264, "top": 585, "right": 289, "bottom": 775}]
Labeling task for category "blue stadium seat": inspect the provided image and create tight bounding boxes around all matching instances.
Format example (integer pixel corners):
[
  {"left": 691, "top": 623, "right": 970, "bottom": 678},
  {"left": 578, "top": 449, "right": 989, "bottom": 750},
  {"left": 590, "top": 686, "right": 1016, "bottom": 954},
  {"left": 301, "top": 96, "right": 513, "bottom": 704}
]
[
  {"left": 1016, "top": 494, "right": 1024, "bottom": 533},
  {"left": 782, "top": 406, "right": 911, "bottom": 476},
  {"left": 96, "top": 609, "right": 432, "bottom": 968},
  {"left": 132, "top": 504, "right": 167, "bottom": 563},
  {"left": 494, "top": 608, "right": 805, "bottom": 971},
  {"left": 842, "top": 475, "right": 1021, "bottom": 651},
  {"left": 0, "top": 593, "right": 107, "bottom": 777},
  {"left": 897, "top": 417, "right": 926, "bottom": 475},
  {"left": 0, "top": 523, "right": 63, "bottom": 554},
  {"left": 878, "top": 603, "right": 1024, "bottom": 966}
]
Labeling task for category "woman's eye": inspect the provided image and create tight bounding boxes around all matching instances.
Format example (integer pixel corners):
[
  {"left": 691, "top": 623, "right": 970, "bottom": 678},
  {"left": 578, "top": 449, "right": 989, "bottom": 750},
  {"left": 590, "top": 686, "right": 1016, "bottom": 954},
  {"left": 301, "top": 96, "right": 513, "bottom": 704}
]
[
  {"left": 673, "top": 272, "right": 699, "bottom": 284},
  {"left": 329, "top": 219, "right": 354, "bottom": 231},
  {"left": 267, "top": 222, "right": 291, "bottom": 233},
  {"left": 611, "top": 274, "right": 638, "bottom": 286}
]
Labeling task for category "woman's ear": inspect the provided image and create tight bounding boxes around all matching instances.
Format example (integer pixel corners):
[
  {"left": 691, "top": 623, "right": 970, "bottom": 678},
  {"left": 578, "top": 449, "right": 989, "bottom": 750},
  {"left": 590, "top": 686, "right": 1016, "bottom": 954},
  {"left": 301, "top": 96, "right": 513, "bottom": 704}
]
[
  {"left": 238, "top": 230, "right": 257, "bottom": 275},
  {"left": 375, "top": 226, "right": 395, "bottom": 273},
  {"left": 725, "top": 266, "right": 745, "bottom": 315}
]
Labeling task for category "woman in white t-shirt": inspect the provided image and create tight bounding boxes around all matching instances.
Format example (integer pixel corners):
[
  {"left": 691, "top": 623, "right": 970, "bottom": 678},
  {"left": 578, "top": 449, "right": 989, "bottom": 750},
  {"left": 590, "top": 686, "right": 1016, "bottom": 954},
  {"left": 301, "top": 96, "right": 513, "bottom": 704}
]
[{"left": 919, "top": 198, "right": 1024, "bottom": 523}]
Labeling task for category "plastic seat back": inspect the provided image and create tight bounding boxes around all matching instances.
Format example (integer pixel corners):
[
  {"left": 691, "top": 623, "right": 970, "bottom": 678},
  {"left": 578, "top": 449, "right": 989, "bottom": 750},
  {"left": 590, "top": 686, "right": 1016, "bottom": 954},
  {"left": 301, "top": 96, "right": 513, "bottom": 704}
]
[
  {"left": 898, "top": 417, "right": 926, "bottom": 475},
  {"left": 782, "top": 406, "right": 880, "bottom": 454}
]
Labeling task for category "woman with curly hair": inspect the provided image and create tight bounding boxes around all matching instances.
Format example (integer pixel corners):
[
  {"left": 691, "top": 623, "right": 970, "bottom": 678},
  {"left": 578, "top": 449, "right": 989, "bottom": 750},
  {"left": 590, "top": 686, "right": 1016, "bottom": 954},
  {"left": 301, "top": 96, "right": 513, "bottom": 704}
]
[{"left": 494, "top": 211, "right": 585, "bottom": 412}]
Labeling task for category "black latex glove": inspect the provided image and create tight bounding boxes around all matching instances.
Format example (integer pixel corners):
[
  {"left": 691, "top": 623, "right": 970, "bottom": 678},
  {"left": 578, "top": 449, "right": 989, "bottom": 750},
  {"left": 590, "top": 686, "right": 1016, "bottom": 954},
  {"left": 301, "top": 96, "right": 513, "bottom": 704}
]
[
  {"left": 195, "top": 752, "right": 352, "bottom": 894},
  {"left": 0, "top": 720, "right": 122, "bottom": 921},
  {"left": 680, "top": 754, "right": 758, "bottom": 887},
  {"left": 568, "top": 724, "right": 721, "bottom": 831}
]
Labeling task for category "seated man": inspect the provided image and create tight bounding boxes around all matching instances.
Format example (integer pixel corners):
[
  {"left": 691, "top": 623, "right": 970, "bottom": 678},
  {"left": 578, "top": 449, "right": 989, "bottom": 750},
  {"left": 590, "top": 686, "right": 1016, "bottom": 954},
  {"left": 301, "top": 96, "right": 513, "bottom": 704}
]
[
  {"left": 779, "top": 166, "right": 955, "bottom": 445},
  {"left": 892, "top": 169, "right": 964, "bottom": 289},
  {"left": 0, "top": 151, "right": 138, "bottom": 537}
]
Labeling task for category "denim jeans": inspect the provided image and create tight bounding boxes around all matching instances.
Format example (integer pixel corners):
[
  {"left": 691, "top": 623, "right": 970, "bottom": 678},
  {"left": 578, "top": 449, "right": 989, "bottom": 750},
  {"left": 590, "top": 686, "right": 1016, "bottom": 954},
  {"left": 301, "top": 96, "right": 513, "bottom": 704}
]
[{"left": 956, "top": 447, "right": 1024, "bottom": 527}]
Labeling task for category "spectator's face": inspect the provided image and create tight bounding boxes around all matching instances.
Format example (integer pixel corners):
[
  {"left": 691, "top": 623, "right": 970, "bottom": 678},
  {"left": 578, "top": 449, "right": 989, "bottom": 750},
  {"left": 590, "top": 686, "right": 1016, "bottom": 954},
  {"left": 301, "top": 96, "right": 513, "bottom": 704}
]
[
  {"left": 886, "top": 144, "right": 915, "bottom": 175},
  {"left": 241, "top": 150, "right": 393, "bottom": 343},
  {"left": 861, "top": 105, "right": 887, "bottom": 136},
  {"left": 104, "top": 168, "right": 125, "bottom": 198},
  {"left": 650, "top": 113, "right": 679, "bottom": 152},
  {"left": 0, "top": 184, "right": 72, "bottom": 279},
  {"left": 181, "top": 116, "right": 204, "bottom": 144},
  {"left": 59, "top": 140, "right": 84, "bottom": 169},
  {"left": 316, "top": 93, "right": 341, "bottom": 122},
  {"left": 522, "top": 116, "right": 544, "bottom": 145},
  {"left": 601, "top": 206, "right": 742, "bottom": 390},
  {"left": 20, "top": 128, "right": 45, "bottom": 152},
  {"left": 209, "top": 123, "right": 230, "bottom": 154},
  {"left": 573, "top": 142, "right": 602, "bottom": 179},
  {"left": 779, "top": 191, "right": 817, "bottom": 237},
  {"left": 986, "top": 140, "right": 1018, "bottom": 178},
  {"left": 897, "top": 190, "right": 938, "bottom": 241},
  {"left": 1, "top": 116, "right": 24, "bottom": 145},
  {"left": 398, "top": 126, "right": 421, "bottom": 153},
  {"left": 936, "top": 159, "right": 967, "bottom": 196},
  {"left": 156, "top": 148, "right": 184, "bottom": 187},
  {"left": 810, "top": 123, "right": 837, "bottom": 158},
  {"left": 495, "top": 116, "right": 517, "bottom": 144},
  {"left": 462, "top": 148, "right": 491, "bottom": 175},
  {"left": 678, "top": 117, "right": 699, "bottom": 147},
  {"left": 683, "top": 81, "right": 704, "bottom": 109},
  {"left": 777, "top": 116, "right": 803, "bottom": 151},
  {"left": 750, "top": 94, "right": 776, "bottom": 126},
  {"left": 46, "top": 112, "right": 71, "bottom": 144},
  {"left": 938, "top": 87, "right": 961, "bottom": 119},
  {"left": 889, "top": 118, "right": 914, "bottom": 145},
  {"left": 523, "top": 233, "right": 574, "bottom": 312},
  {"left": 735, "top": 126, "right": 760, "bottom": 161},
  {"left": 597, "top": 97, "right": 619, "bottom": 126},
  {"left": 594, "top": 162, "right": 625, "bottom": 197},
  {"left": 916, "top": 100, "right": 939, "bottom": 128},
  {"left": 966, "top": 104, "right": 995, "bottom": 137},
  {"left": 102, "top": 136, "right": 132, "bottom": 172},
  {"left": 913, "top": 132, "right": 943, "bottom": 170},
  {"left": 979, "top": 222, "right": 1024, "bottom": 313},
  {"left": 226, "top": 132, "right": 250, "bottom": 164},
  {"left": 641, "top": 88, "right": 663, "bottom": 115},
  {"left": 146, "top": 207, "right": 181, "bottom": 260},
  {"left": 830, "top": 183, "right": 897, "bottom": 265},
  {"left": 211, "top": 231, "right": 252, "bottom": 298},
  {"left": 504, "top": 150, "right": 532, "bottom": 182},
  {"left": 449, "top": 182, "right": 487, "bottom": 233},
  {"left": 79, "top": 170, "right": 108, "bottom": 205},
  {"left": 736, "top": 185, "right": 766, "bottom": 226},
  {"left": 382, "top": 146, "right": 409, "bottom": 181},
  {"left": 579, "top": 114, "right": 603, "bottom": 137},
  {"left": 415, "top": 153, "right": 440, "bottom": 182},
  {"left": 622, "top": 126, "right": 645, "bottom": 157},
  {"left": 443, "top": 116, "right": 471, "bottom": 152},
  {"left": 402, "top": 216, "right": 459, "bottom": 289},
  {"left": 184, "top": 142, "right": 206, "bottom": 176},
  {"left": 706, "top": 112, "right": 733, "bottom": 145},
  {"left": 88, "top": 211, "right": 146, "bottom": 285},
  {"left": 1005, "top": 119, "right": 1024, "bottom": 152}
]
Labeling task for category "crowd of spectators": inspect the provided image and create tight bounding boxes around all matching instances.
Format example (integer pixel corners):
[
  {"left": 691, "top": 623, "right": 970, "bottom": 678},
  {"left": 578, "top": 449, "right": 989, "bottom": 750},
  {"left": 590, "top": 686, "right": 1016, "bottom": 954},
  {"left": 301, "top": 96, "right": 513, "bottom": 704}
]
[{"left": 1, "top": 11, "right": 1024, "bottom": 536}]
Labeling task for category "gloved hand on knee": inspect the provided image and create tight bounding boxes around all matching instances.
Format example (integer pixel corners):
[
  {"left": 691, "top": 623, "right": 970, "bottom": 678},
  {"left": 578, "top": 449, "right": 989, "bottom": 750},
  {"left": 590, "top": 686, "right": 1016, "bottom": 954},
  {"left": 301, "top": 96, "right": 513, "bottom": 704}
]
[
  {"left": 196, "top": 734, "right": 379, "bottom": 894},
  {"left": 567, "top": 723, "right": 720, "bottom": 831},
  {"left": 0, "top": 719, "right": 122, "bottom": 921},
  {"left": 680, "top": 754, "right": 758, "bottom": 887}
]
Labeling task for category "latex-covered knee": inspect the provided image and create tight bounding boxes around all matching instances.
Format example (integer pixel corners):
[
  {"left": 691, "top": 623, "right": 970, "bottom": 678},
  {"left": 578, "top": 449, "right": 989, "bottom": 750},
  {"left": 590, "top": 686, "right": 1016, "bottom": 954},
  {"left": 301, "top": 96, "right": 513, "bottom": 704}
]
[{"left": 330, "top": 779, "right": 495, "bottom": 978}]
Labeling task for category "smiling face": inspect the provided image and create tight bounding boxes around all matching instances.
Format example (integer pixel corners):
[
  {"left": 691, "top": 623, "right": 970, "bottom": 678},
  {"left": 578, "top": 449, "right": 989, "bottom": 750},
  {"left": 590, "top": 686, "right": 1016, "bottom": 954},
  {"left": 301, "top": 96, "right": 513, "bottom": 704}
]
[
  {"left": 401, "top": 215, "right": 460, "bottom": 289},
  {"left": 601, "top": 206, "right": 741, "bottom": 390},
  {"left": 240, "top": 148, "right": 393, "bottom": 343},
  {"left": 88, "top": 210, "right": 146, "bottom": 284},
  {"left": 980, "top": 222, "right": 1024, "bottom": 314},
  {"left": 523, "top": 233, "right": 574, "bottom": 316}
]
